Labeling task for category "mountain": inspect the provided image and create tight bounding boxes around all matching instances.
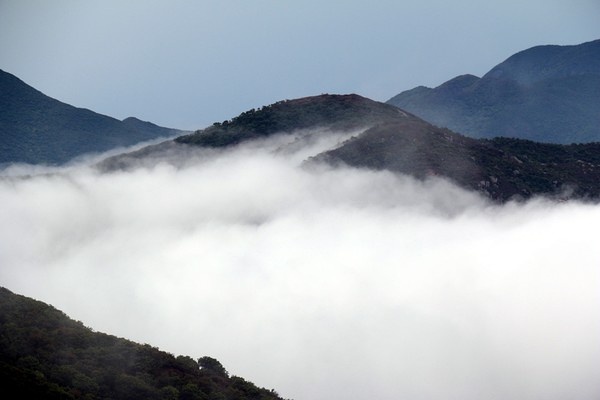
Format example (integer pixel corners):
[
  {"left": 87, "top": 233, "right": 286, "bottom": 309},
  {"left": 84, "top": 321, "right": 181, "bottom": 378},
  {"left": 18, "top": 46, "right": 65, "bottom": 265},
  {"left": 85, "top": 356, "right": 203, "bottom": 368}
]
[
  {"left": 0, "top": 69, "right": 183, "bottom": 166},
  {"left": 98, "top": 93, "right": 409, "bottom": 170},
  {"left": 100, "top": 93, "right": 600, "bottom": 203},
  {"left": 175, "top": 93, "right": 407, "bottom": 146},
  {"left": 387, "top": 39, "right": 600, "bottom": 144},
  {"left": 311, "top": 121, "right": 600, "bottom": 202},
  {"left": 0, "top": 286, "right": 286, "bottom": 400}
]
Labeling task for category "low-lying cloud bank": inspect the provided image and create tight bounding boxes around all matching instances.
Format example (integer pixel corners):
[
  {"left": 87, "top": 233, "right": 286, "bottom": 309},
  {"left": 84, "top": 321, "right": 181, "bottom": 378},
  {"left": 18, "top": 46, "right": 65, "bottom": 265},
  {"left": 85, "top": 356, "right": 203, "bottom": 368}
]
[{"left": 1, "top": 132, "right": 599, "bottom": 400}]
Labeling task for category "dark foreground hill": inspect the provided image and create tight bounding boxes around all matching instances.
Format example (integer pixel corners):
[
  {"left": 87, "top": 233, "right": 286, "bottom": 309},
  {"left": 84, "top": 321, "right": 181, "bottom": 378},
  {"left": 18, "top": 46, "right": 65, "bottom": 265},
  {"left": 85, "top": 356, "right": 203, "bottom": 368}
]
[
  {"left": 0, "top": 287, "right": 286, "bottom": 400},
  {"left": 0, "top": 69, "right": 183, "bottom": 166},
  {"left": 100, "top": 93, "right": 600, "bottom": 203},
  {"left": 387, "top": 39, "right": 600, "bottom": 144}
]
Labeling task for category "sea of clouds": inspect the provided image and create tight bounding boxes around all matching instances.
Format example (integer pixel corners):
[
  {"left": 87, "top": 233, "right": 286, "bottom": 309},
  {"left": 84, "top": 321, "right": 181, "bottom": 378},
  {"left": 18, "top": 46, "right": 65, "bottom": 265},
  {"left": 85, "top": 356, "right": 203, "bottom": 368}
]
[{"left": 1, "top": 131, "right": 599, "bottom": 400}]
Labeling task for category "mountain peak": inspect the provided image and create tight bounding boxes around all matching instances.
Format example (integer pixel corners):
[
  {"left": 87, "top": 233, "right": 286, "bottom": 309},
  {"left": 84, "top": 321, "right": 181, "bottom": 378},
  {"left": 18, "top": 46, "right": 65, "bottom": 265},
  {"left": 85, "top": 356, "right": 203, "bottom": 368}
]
[
  {"left": 387, "top": 39, "right": 600, "bottom": 143},
  {"left": 175, "top": 93, "right": 409, "bottom": 147},
  {"left": 483, "top": 38, "right": 600, "bottom": 85},
  {"left": 101, "top": 91, "right": 600, "bottom": 203},
  {"left": 0, "top": 70, "right": 184, "bottom": 165}
]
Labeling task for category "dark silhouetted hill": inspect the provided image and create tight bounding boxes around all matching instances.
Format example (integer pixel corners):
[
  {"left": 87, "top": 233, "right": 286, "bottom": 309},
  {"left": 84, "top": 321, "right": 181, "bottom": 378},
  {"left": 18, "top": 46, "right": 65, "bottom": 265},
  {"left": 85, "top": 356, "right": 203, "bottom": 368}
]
[
  {"left": 0, "top": 286, "right": 286, "bottom": 400},
  {"left": 387, "top": 39, "right": 600, "bottom": 144},
  {"left": 0, "top": 69, "right": 183, "bottom": 166}
]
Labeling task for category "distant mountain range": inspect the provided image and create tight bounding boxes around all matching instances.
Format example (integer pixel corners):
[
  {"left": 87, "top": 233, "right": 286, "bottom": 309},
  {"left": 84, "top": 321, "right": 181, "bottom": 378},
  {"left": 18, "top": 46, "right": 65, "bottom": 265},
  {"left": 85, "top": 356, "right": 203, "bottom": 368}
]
[
  {"left": 0, "top": 69, "right": 184, "bottom": 166},
  {"left": 103, "top": 93, "right": 600, "bottom": 203},
  {"left": 0, "top": 286, "right": 285, "bottom": 400},
  {"left": 387, "top": 39, "right": 600, "bottom": 144}
]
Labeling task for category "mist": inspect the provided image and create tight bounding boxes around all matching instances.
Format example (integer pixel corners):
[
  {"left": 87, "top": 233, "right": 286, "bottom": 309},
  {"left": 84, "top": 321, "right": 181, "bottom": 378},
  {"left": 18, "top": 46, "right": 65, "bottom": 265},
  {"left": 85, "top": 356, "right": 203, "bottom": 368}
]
[{"left": 1, "top": 131, "right": 599, "bottom": 400}]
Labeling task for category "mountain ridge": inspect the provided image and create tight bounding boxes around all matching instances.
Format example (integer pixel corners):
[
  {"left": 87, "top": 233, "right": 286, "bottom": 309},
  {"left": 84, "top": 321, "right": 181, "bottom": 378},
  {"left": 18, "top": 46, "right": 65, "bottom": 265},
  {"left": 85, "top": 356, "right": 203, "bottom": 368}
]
[
  {"left": 98, "top": 93, "right": 414, "bottom": 170},
  {"left": 312, "top": 121, "right": 600, "bottom": 202},
  {"left": 386, "top": 39, "right": 600, "bottom": 144},
  {"left": 483, "top": 39, "right": 600, "bottom": 84},
  {"left": 175, "top": 93, "right": 408, "bottom": 147},
  {"left": 0, "top": 69, "right": 184, "bottom": 166},
  {"left": 99, "top": 93, "right": 600, "bottom": 203}
]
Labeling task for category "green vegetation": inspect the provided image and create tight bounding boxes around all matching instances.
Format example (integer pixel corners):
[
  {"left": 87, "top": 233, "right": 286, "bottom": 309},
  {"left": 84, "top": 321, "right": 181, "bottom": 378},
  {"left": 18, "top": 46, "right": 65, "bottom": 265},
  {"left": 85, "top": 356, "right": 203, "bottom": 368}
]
[
  {"left": 0, "top": 287, "right": 286, "bottom": 400},
  {"left": 175, "top": 94, "right": 405, "bottom": 147}
]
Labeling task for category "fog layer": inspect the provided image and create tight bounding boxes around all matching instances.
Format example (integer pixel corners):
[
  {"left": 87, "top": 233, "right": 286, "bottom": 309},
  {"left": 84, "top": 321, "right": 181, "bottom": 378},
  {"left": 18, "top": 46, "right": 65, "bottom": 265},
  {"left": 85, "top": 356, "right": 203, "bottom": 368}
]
[{"left": 1, "top": 132, "right": 599, "bottom": 400}]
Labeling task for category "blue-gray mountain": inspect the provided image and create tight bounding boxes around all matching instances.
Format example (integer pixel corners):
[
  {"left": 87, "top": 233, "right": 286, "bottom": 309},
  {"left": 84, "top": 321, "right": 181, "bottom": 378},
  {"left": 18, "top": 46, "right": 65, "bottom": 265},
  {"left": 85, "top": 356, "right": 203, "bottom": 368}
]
[
  {"left": 387, "top": 39, "right": 600, "bottom": 144},
  {"left": 0, "top": 69, "right": 184, "bottom": 166}
]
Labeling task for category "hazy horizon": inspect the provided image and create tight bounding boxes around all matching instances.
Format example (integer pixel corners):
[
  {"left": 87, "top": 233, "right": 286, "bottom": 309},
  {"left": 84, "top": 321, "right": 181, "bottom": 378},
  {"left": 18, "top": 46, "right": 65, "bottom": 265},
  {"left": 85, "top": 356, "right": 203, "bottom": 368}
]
[{"left": 1, "top": 1, "right": 599, "bottom": 130}]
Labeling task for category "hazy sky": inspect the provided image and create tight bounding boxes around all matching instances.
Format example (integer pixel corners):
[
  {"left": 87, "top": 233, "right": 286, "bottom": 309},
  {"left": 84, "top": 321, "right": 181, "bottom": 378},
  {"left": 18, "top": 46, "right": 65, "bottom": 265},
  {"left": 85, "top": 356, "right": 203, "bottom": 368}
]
[{"left": 1, "top": 0, "right": 599, "bottom": 130}]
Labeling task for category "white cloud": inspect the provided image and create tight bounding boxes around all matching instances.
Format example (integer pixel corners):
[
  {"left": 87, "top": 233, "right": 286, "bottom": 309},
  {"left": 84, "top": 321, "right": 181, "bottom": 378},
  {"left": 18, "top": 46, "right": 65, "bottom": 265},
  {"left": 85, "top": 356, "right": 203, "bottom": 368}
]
[{"left": 1, "top": 133, "right": 599, "bottom": 400}]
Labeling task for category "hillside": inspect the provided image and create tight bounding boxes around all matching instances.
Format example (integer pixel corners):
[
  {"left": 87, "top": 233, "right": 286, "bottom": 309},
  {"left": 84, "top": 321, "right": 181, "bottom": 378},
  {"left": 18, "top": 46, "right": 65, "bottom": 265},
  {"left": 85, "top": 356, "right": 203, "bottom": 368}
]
[
  {"left": 312, "top": 121, "right": 600, "bottom": 202},
  {"left": 99, "top": 93, "right": 600, "bottom": 202},
  {"left": 0, "top": 69, "right": 183, "bottom": 166},
  {"left": 387, "top": 39, "right": 600, "bottom": 144},
  {"left": 98, "top": 93, "right": 411, "bottom": 170},
  {"left": 175, "top": 93, "right": 407, "bottom": 147},
  {"left": 0, "top": 286, "right": 286, "bottom": 400}
]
